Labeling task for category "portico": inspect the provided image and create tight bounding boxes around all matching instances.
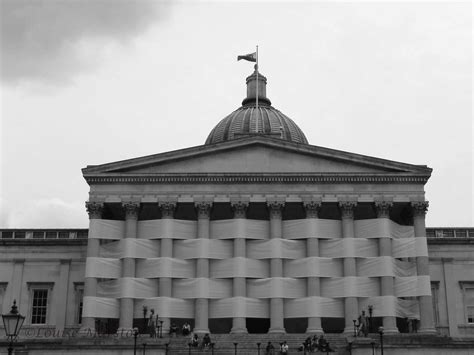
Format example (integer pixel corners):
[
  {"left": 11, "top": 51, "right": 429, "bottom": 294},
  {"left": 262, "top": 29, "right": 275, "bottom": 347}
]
[{"left": 80, "top": 69, "right": 435, "bottom": 335}]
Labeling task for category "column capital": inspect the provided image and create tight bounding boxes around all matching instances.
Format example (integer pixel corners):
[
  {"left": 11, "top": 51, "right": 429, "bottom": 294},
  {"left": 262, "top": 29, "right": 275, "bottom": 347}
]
[
  {"left": 85, "top": 202, "right": 103, "bottom": 219},
  {"left": 159, "top": 201, "right": 176, "bottom": 218},
  {"left": 339, "top": 201, "right": 357, "bottom": 219},
  {"left": 195, "top": 201, "right": 212, "bottom": 219},
  {"left": 411, "top": 201, "right": 429, "bottom": 217},
  {"left": 303, "top": 201, "right": 321, "bottom": 219},
  {"left": 122, "top": 202, "right": 140, "bottom": 219},
  {"left": 375, "top": 201, "right": 393, "bottom": 218},
  {"left": 267, "top": 201, "right": 285, "bottom": 219},
  {"left": 231, "top": 201, "right": 248, "bottom": 219}
]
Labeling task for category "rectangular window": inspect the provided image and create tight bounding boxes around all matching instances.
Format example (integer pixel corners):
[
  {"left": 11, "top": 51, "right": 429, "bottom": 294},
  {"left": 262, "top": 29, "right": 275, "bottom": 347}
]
[
  {"left": 460, "top": 282, "right": 474, "bottom": 324},
  {"left": 31, "top": 289, "right": 48, "bottom": 324},
  {"left": 431, "top": 282, "right": 440, "bottom": 326},
  {"left": 466, "top": 288, "right": 474, "bottom": 323},
  {"left": 74, "top": 283, "right": 84, "bottom": 324}
]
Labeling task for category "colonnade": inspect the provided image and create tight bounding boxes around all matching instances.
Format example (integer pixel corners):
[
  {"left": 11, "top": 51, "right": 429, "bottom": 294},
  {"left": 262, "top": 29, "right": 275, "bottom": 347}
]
[{"left": 81, "top": 197, "right": 435, "bottom": 335}]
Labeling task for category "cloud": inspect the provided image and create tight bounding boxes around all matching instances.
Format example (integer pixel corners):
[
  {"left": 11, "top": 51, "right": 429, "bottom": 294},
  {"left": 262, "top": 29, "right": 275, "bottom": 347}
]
[
  {"left": 0, "top": 0, "right": 170, "bottom": 85},
  {"left": 2, "top": 197, "right": 88, "bottom": 228}
]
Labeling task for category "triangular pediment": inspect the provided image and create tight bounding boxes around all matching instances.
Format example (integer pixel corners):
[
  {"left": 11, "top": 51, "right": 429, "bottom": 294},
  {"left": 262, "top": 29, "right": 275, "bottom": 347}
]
[{"left": 83, "top": 137, "right": 431, "bottom": 180}]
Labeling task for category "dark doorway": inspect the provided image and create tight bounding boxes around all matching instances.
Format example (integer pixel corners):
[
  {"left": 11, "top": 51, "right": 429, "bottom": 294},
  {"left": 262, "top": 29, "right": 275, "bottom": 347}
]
[
  {"left": 321, "top": 318, "right": 345, "bottom": 333},
  {"left": 209, "top": 318, "right": 232, "bottom": 334},
  {"left": 246, "top": 318, "right": 270, "bottom": 333},
  {"left": 284, "top": 318, "right": 308, "bottom": 333}
]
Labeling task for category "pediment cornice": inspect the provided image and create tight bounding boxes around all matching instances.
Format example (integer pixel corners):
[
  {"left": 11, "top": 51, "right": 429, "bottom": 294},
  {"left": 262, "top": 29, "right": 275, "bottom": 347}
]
[{"left": 82, "top": 136, "right": 432, "bottom": 184}]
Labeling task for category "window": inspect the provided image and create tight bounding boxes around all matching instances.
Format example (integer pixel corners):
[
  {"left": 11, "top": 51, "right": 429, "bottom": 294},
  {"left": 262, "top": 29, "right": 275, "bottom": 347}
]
[
  {"left": 460, "top": 282, "right": 474, "bottom": 324},
  {"left": 31, "top": 289, "right": 48, "bottom": 324},
  {"left": 431, "top": 282, "right": 439, "bottom": 326},
  {"left": 74, "top": 283, "right": 84, "bottom": 324},
  {"left": 28, "top": 283, "right": 53, "bottom": 325}
]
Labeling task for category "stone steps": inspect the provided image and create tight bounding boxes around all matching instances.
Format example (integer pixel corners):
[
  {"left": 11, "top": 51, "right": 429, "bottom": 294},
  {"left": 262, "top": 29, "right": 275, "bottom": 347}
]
[{"left": 164, "top": 334, "right": 350, "bottom": 355}]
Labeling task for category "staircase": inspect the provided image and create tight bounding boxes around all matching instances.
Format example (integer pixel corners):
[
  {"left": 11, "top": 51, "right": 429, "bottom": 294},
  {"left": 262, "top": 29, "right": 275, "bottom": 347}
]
[{"left": 161, "top": 333, "right": 350, "bottom": 354}]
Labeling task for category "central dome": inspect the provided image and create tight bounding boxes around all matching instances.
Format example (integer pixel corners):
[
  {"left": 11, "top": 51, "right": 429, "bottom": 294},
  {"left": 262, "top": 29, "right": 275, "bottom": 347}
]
[{"left": 205, "top": 70, "right": 308, "bottom": 145}]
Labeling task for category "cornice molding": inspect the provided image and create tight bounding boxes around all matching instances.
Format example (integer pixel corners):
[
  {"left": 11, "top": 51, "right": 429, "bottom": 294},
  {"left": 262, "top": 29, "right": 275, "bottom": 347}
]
[{"left": 83, "top": 173, "right": 430, "bottom": 185}]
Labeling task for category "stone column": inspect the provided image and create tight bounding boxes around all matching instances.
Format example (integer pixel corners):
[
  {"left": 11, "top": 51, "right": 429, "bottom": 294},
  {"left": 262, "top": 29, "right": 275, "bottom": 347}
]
[
  {"left": 304, "top": 200, "right": 324, "bottom": 334},
  {"left": 339, "top": 201, "right": 359, "bottom": 334},
  {"left": 194, "top": 201, "right": 212, "bottom": 334},
  {"left": 81, "top": 202, "right": 103, "bottom": 333},
  {"left": 267, "top": 200, "right": 285, "bottom": 333},
  {"left": 159, "top": 201, "right": 176, "bottom": 335},
  {"left": 375, "top": 201, "right": 398, "bottom": 333},
  {"left": 231, "top": 201, "right": 248, "bottom": 334},
  {"left": 119, "top": 202, "right": 140, "bottom": 331},
  {"left": 412, "top": 201, "right": 436, "bottom": 333}
]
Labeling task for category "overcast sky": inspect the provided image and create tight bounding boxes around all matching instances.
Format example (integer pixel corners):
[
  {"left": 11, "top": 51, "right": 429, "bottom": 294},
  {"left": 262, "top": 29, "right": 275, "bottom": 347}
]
[{"left": 1, "top": 0, "right": 472, "bottom": 228}]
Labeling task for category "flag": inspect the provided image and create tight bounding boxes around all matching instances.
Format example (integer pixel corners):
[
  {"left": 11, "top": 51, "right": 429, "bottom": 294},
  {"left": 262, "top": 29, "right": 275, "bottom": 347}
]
[{"left": 237, "top": 52, "right": 257, "bottom": 62}]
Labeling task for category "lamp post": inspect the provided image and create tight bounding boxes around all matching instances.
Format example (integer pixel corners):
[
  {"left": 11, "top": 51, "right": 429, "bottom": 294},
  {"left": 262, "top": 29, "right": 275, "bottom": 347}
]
[
  {"left": 352, "top": 319, "right": 357, "bottom": 337},
  {"left": 257, "top": 342, "right": 261, "bottom": 355},
  {"left": 367, "top": 305, "right": 373, "bottom": 333},
  {"left": 133, "top": 327, "right": 139, "bottom": 355},
  {"left": 159, "top": 320, "right": 163, "bottom": 338},
  {"left": 2, "top": 300, "right": 25, "bottom": 355},
  {"left": 378, "top": 326, "right": 384, "bottom": 355},
  {"left": 370, "top": 341, "right": 375, "bottom": 355},
  {"left": 142, "top": 343, "right": 147, "bottom": 355},
  {"left": 233, "top": 342, "right": 238, "bottom": 355},
  {"left": 165, "top": 343, "right": 169, "bottom": 355},
  {"left": 211, "top": 342, "right": 215, "bottom": 355}
]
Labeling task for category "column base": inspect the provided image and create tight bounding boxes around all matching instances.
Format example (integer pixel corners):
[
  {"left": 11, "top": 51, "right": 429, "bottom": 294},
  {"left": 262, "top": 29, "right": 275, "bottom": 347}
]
[
  {"left": 343, "top": 326, "right": 359, "bottom": 336},
  {"left": 193, "top": 328, "right": 210, "bottom": 335},
  {"left": 268, "top": 327, "right": 286, "bottom": 334},
  {"left": 305, "top": 327, "right": 324, "bottom": 335},
  {"left": 418, "top": 327, "right": 437, "bottom": 334},
  {"left": 382, "top": 326, "right": 399, "bottom": 334},
  {"left": 230, "top": 327, "right": 248, "bottom": 334}
]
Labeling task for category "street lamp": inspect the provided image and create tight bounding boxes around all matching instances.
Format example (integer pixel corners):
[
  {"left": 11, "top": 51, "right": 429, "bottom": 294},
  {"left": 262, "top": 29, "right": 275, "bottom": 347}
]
[
  {"left": 159, "top": 320, "right": 163, "bottom": 338},
  {"left": 378, "top": 326, "right": 384, "bottom": 355},
  {"left": 133, "top": 327, "right": 139, "bottom": 355},
  {"left": 367, "top": 305, "right": 373, "bottom": 333},
  {"left": 233, "top": 342, "right": 238, "bottom": 355},
  {"left": 2, "top": 300, "right": 25, "bottom": 355},
  {"left": 352, "top": 319, "right": 357, "bottom": 337},
  {"left": 257, "top": 342, "right": 261, "bottom": 355}
]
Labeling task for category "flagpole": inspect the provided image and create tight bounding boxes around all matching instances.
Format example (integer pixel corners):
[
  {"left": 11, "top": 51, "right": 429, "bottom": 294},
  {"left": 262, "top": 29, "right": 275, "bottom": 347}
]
[{"left": 255, "top": 45, "right": 259, "bottom": 133}]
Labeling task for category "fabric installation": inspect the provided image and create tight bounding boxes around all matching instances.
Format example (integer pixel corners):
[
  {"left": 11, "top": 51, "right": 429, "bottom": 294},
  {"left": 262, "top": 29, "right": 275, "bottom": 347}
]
[{"left": 83, "top": 218, "right": 429, "bottom": 319}]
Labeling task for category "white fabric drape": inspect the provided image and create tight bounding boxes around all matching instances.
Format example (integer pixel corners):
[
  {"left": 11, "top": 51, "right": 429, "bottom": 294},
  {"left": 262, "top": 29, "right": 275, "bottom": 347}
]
[
  {"left": 85, "top": 257, "right": 121, "bottom": 278},
  {"left": 320, "top": 277, "right": 379, "bottom": 298},
  {"left": 284, "top": 257, "right": 343, "bottom": 278},
  {"left": 174, "top": 239, "right": 233, "bottom": 259},
  {"left": 394, "top": 275, "right": 432, "bottom": 297},
  {"left": 99, "top": 239, "right": 160, "bottom": 259},
  {"left": 210, "top": 258, "right": 270, "bottom": 278},
  {"left": 247, "top": 239, "right": 305, "bottom": 259},
  {"left": 89, "top": 219, "right": 125, "bottom": 239},
  {"left": 357, "top": 257, "right": 417, "bottom": 277},
  {"left": 209, "top": 297, "right": 269, "bottom": 318},
  {"left": 392, "top": 237, "right": 429, "bottom": 258},
  {"left": 283, "top": 219, "right": 342, "bottom": 239},
  {"left": 319, "top": 239, "right": 379, "bottom": 258},
  {"left": 97, "top": 278, "right": 158, "bottom": 298},
  {"left": 210, "top": 219, "right": 270, "bottom": 239},
  {"left": 83, "top": 296, "right": 119, "bottom": 318},
  {"left": 173, "top": 278, "right": 233, "bottom": 299},
  {"left": 247, "top": 278, "right": 306, "bottom": 298},
  {"left": 136, "top": 258, "right": 194, "bottom": 278},
  {"left": 137, "top": 219, "right": 196, "bottom": 239}
]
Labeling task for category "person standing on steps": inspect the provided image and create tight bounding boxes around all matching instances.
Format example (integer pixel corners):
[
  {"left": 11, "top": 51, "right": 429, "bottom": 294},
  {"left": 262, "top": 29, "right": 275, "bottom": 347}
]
[{"left": 265, "top": 341, "right": 275, "bottom": 355}]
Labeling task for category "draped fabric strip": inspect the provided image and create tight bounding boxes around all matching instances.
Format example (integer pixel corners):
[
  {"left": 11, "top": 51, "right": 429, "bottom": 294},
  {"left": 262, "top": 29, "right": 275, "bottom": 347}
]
[{"left": 83, "top": 217, "right": 429, "bottom": 320}]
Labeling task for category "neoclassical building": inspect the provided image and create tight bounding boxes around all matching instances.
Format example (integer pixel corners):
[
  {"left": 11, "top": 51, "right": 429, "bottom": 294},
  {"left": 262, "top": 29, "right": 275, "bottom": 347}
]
[
  {"left": 1, "top": 70, "right": 473, "bottom": 347},
  {"left": 78, "top": 69, "right": 437, "bottom": 335}
]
